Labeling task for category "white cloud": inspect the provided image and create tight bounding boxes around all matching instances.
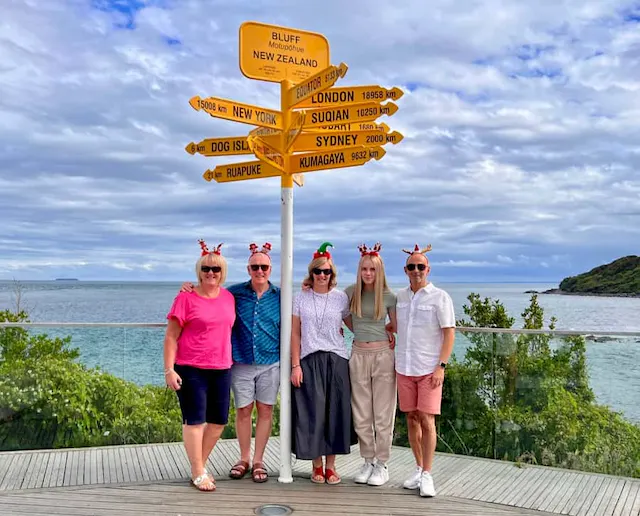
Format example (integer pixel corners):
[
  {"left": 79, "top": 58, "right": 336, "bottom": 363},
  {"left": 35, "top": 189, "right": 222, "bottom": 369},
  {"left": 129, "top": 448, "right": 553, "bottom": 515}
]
[{"left": 0, "top": 0, "right": 639, "bottom": 284}]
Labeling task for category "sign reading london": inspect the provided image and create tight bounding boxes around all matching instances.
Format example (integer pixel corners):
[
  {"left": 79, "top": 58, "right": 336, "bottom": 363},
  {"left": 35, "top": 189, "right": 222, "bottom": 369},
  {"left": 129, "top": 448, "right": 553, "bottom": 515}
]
[{"left": 239, "top": 21, "right": 330, "bottom": 83}]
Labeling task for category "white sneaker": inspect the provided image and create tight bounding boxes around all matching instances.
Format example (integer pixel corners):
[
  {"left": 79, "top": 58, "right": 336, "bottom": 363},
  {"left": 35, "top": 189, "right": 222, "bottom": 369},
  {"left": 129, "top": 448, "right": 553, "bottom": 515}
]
[
  {"left": 420, "top": 471, "right": 436, "bottom": 497},
  {"left": 354, "top": 461, "right": 375, "bottom": 484},
  {"left": 402, "top": 466, "right": 423, "bottom": 489},
  {"left": 367, "top": 463, "right": 389, "bottom": 486}
]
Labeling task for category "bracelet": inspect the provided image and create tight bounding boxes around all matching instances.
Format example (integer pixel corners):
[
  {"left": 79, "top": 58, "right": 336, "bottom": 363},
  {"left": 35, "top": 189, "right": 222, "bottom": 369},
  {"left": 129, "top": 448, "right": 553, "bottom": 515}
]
[
  {"left": 164, "top": 367, "right": 174, "bottom": 375},
  {"left": 291, "top": 364, "right": 300, "bottom": 369}
]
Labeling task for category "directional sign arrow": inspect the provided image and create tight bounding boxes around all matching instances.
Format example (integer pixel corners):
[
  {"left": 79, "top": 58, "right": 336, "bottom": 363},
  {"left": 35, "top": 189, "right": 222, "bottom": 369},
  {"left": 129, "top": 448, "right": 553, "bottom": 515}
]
[
  {"left": 302, "top": 102, "right": 398, "bottom": 129},
  {"left": 203, "top": 160, "right": 283, "bottom": 183},
  {"left": 290, "top": 130, "right": 404, "bottom": 152},
  {"left": 290, "top": 146, "right": 386, "bottom": 174},
  {"left": 304, "top": 122, "right": 391, "bottom": 133},
  {"left": 296, "top": 85, "right": 404, "bottom": 108},
  {"left": 248, "top": 135, "right": 286, "bottom": 171},
  {"left": 286, "top": 62, "right": 348, "bottom": 109},
  {"left": 190, "top": 96, "right": 283, "bottom": 129},
  {"left": 185, "top": 137, "right": 251, "bottom": 157}
]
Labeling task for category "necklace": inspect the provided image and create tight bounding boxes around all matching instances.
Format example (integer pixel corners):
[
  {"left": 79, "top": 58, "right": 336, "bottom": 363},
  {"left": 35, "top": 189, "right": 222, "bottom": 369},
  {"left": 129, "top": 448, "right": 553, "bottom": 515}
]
[{"left": 311, "top": 290, "right": 329, "bottom": 336}]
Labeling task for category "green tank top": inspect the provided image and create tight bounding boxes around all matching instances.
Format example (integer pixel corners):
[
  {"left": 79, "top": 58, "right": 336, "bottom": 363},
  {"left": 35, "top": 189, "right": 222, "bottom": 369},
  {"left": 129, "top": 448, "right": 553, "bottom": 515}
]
[{"left": 345, "top": 284, "right": 397, "bottom": 342}]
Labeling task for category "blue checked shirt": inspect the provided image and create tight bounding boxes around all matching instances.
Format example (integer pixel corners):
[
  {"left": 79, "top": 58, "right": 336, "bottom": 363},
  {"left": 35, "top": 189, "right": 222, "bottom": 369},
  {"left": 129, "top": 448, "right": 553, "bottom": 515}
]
[{"left": 227, "top": 281, "right": 281, "bottom": 365}]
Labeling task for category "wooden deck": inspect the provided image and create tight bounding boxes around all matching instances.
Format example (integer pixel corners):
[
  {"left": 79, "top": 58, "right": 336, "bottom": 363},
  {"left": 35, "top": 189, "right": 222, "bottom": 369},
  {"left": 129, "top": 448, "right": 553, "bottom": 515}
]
[{"left": 0, "top": 438, "right": 638, "bottom": 516}]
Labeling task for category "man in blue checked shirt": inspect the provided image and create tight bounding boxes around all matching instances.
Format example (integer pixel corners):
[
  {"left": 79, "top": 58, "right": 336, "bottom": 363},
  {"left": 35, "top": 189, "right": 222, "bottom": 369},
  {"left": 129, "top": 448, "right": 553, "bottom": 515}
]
[{"left": 179, "top": 242, "right": 280, "bottom": 483}]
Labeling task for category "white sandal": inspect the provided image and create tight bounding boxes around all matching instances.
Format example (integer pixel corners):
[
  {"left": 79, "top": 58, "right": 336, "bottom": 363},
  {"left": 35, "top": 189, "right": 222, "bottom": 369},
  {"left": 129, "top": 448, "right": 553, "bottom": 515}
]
[{"left": 190, "top": 470, "right": 216, "bottom": 492}]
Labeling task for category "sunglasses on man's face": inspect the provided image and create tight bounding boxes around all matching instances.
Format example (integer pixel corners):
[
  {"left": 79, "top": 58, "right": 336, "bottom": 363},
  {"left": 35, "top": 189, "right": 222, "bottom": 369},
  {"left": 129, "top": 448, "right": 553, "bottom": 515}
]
[
  {"left": 406, "top": 263, "right": 427, "bottom": 272},
  {"left": 250, "top": 264, "right": 270, "bottom": 272},
  {"left": 201, "top": 265, "right": 222, "bottom": 273},
  {"left": 312, "top": 268, "right": 332, "bottom": 276}
]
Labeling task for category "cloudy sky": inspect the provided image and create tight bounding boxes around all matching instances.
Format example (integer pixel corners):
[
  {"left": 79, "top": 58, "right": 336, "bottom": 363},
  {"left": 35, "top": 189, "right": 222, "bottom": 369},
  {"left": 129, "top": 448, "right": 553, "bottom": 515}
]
[{"left": 1, "top": 0, "right": 639, "bottom": 285}]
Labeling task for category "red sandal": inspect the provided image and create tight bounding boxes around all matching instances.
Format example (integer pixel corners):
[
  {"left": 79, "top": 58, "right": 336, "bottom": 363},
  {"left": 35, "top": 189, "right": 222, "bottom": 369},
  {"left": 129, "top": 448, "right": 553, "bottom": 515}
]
[
  {"left": 325, "top": 468, "right": 341, "bottom": 485},
  {"left": 310, "top": 464, "right": 325, "bottom": 484}
]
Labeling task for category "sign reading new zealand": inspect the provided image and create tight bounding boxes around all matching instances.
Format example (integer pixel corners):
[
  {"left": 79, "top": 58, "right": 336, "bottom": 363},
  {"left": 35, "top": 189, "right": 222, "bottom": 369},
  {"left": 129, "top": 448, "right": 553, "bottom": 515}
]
[{"left": 239, "top": 21, "right": 330, "bottom": 83}]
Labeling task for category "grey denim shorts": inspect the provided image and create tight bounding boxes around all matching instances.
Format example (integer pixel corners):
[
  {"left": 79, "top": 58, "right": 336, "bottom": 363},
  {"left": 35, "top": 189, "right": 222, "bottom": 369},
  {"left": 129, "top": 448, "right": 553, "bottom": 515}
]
[{"left": 231, "top": 362, "right": 280, "bottom": 408}]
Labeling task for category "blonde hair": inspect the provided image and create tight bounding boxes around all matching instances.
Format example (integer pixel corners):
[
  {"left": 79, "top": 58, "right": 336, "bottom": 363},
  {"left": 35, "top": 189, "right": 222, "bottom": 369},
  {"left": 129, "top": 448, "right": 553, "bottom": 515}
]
[
  {"left": 195, "top": 253, "right": 228, "bottom": 285},
  {"left": 301, "top": 257, "right": 338, "bottom": 290},
  {"left": 350, "top": 254, "right": 390, "bottom": 320}
]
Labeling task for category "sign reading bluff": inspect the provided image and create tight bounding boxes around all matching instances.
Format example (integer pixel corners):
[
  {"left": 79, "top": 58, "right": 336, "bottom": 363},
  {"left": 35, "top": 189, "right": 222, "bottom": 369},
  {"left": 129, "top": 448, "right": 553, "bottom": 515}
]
[
  {"left": 203, "top": 160, "right": 282, "bottom": 183},
  {"left": 190, "top": 96, "right": 283, "bottom": 129},
  {"left": 302, "top": 102, "right": 398, "bottom": 129},
  {"left": 239, "top": 21, "right": 330, "bottom": 83},
  {"left": 290, "top": 146, "right": 386, "bottom": 174}
]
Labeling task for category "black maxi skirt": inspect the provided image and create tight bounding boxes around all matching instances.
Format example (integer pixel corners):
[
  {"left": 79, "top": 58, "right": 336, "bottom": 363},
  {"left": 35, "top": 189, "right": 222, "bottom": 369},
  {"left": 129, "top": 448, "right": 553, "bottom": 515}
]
[{"left": 291, "top": 350, "right": 358, "bottom": 460}]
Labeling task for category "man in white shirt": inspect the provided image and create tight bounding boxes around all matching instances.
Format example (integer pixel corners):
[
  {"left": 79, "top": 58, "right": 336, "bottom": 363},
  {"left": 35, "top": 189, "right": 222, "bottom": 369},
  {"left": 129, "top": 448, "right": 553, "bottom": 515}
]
[{"left": 394, "top": 244, "right": 455, "bottom": 497}]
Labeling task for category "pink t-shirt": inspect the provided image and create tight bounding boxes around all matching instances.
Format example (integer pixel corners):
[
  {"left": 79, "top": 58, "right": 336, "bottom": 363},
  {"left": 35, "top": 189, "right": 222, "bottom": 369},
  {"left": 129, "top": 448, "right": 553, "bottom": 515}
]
[{"left": 166, "top": 289, "right": 236, "bottom": 369}]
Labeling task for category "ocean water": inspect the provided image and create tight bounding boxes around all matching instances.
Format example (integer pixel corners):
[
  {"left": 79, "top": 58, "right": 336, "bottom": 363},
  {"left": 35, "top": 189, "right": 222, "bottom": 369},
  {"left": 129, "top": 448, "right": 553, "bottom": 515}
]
[{"left": 1, "top": 280, "right": 639, "bottom": 422}]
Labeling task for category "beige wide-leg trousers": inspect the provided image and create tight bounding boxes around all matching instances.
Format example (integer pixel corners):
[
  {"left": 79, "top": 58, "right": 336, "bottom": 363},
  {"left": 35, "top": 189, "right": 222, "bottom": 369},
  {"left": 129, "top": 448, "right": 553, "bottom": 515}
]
[{"left": 349, "top": 342, "right": 397, "bottom": 463}]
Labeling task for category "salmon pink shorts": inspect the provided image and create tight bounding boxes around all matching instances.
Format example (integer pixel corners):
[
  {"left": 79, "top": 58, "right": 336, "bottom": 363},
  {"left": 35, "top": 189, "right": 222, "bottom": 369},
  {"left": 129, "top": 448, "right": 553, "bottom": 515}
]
[{"left": 396, "top": 372, "right": 442, "bottom": 415}]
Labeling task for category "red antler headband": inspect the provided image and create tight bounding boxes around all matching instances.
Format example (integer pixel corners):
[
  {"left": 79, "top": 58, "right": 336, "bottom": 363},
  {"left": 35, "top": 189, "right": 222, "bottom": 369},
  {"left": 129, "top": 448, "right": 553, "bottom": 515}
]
[
  {"left": 249, "top": 242, "right": 272, "bottom": 255},
  {"left": 199, "top": 239, "right": 223, "bottom": 256},
  {"left": 358, "top": 242, "right": 382, "bottom": 257},
  {"left": 313, "top": 242, "right": 333, "bottom": 259},
  {"left": 402, "top": 243, "right": 432, "bottom": 255}
]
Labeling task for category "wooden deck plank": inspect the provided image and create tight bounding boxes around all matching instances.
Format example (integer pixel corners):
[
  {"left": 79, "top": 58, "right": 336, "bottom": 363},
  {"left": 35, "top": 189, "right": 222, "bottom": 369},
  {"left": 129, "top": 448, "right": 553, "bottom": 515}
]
[
  {"left": 0, "top": 480, "right": 560, "bottom": 515},
  {"left": 0, "top": 439, "right": 638, "bottom": 516}
]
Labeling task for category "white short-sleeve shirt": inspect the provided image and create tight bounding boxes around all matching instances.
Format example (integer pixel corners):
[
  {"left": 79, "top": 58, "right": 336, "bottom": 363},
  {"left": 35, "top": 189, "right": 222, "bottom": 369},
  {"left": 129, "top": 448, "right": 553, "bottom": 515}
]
[
  {"left": 293, "top": 288, "right": 350, "bottom": 361},
  {"left": 395, "top": 282, "right": 456, "bottom": 376}
]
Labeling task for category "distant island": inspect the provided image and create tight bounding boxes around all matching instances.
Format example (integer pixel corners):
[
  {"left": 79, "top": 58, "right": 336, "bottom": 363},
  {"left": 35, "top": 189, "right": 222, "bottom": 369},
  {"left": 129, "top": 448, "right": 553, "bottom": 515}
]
[
  {"left": 528, "top": 255, "right": 640, "bottom": 298},
  {"left": 55, "top": 278, "right": 79, "bottom": 281}
]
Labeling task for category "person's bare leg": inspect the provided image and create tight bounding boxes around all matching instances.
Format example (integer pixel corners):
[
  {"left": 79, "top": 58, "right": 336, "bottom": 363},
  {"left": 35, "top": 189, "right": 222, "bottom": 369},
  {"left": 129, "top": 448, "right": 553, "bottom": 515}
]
[
  {"left": 253, "top": 402, "right": 273, "bottom": 465},
  {"left": 235, "top": 404, "right": 254, "bottom": 463},
  {"left": 325, "top": 454, "right": 340, "bottom": 483},
  {"left": 407, "top": 411, "right": 424, "bottom": 468},
  {"left": 183, "top": 424, "right": 214, "bottom": 490},
  {"left": 420, "top": 413, "right": 437, "bottom": 472},
  {"left": 202, "top": 423, "right": 225, "bottom": 468}
]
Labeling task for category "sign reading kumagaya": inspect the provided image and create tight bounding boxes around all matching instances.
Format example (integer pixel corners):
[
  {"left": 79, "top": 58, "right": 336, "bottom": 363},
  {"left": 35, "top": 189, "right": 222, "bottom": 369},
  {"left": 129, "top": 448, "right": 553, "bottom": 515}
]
[
  {"left": 290, "top": 146, "right": 386, "bottom": 174},
  {"left": 239, "top": 21, "right": 330, "bottom": 83},
  {"left": 302, "top": 102, "right": 398, "bottom": 128},
  {"left": 296, "top": 85, "right": 404, "bottom": 108},
  {"left": 185, "top": 137, "right": 251, "bottom": 157},
  {"left": 190, "top": 96, "right": 283, "bottom": 129},
  {"left": 203, "top": 160, "right": 282, "bottom": 183}
]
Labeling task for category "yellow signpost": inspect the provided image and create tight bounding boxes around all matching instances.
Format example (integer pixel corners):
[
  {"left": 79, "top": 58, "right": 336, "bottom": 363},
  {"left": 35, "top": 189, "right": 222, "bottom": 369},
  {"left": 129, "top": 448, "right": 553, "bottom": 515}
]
[
  {"left": 185, "top": 137, "right": 251, "bottom": 157},
  {"left": 239, "top": 21, "right": 330, "bottom": 83},
  {"left": 185, "top": 22, "right": 404, "bottom": 483},
  {"left": 296, "top": 85, "right": 404, "bottom": 108}
]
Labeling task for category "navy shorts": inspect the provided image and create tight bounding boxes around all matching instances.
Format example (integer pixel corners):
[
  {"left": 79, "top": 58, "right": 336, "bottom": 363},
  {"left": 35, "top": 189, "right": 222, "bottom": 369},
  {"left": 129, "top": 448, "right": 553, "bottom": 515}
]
[{"left": 174, "top": 364, "right": 232, "bottom": 425}]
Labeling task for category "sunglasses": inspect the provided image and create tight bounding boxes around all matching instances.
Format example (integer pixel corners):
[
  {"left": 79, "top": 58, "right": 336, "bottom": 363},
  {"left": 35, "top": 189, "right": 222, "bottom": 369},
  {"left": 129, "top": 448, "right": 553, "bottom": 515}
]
[
  {"left": 250, "top": 264, "right": 270, "bottom": 271},
  {"left": 201, "top": 265, "right": 222, "bottom": 273},
  {"left": 312, "top": 268, "right": 332, "bottom": 276},
  {"left": 406, "top": 263, "right": 427, "bottom": 271}
]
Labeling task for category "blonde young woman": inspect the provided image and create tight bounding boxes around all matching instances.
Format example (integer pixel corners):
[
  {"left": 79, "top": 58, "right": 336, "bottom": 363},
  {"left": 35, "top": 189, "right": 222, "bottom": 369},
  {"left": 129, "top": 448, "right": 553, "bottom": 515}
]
[
  {"left": 163, "top": 240, "right": 235, "bottom": 492},
  {"left": 344, "top": 243, "right": 398, "bottom": 487},
  {"left": 290, "top": 242, "right": 357, "bottom": 485}
]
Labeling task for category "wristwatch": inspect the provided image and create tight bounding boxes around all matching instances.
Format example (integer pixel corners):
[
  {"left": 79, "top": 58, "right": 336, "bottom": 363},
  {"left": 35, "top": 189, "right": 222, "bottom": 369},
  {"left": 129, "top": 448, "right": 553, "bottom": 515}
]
[{"left": 439, "top": 362, "right": 447, "bottom": 369}]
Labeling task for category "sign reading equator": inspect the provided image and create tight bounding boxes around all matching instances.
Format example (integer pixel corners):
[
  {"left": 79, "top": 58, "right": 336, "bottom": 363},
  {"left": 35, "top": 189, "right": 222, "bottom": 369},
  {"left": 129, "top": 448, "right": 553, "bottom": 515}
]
[{"left": 239, "top": 21, "right": 330, "bottom": 83}]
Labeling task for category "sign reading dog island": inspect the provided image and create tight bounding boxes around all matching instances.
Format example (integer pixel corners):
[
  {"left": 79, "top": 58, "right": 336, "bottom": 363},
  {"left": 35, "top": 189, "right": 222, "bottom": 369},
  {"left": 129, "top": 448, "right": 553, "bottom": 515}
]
[
  {"left": 239, "top": 21, "right": 330, "bottom": 83},
  {"left": 184, "top": 22, "right": 404, "bottom": 484}
]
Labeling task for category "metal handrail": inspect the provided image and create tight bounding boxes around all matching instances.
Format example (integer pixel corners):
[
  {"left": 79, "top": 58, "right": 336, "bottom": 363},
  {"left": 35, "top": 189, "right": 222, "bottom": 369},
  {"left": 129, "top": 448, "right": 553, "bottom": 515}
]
[{"left": 1, "top": 322, "right": 639, "bottom": 337}]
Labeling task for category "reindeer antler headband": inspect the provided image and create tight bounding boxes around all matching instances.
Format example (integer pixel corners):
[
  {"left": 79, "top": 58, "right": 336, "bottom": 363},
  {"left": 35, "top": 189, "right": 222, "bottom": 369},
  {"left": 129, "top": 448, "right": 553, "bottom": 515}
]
[
  {"left": 402, "top": 243, "right": 432, "bottom": 255},
  {"left": 358, "top": 242, "right": 382, "bottom": 257},
  {"left": 313, "top": 242, "right": 333, "bottom": 259},
  {"left": 249, "top": 242, "right": 272, "bottom": 255},
  {"left": 199, "top": 239, "right": 223, "bottom": 256}
]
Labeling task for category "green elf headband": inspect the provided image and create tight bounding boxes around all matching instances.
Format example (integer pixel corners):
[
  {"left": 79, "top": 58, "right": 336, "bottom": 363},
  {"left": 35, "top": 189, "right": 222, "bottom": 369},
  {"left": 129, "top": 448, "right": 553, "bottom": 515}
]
[{"left": 313, "top": 242, "right": 333, "bottom": 259}]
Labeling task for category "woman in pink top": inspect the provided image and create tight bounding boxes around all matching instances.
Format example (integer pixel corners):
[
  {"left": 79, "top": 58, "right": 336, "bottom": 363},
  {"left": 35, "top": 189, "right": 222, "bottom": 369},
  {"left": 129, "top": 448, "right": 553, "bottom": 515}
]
[{"left": 163, "top": 240, "right": 236, "bottom": 492}]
